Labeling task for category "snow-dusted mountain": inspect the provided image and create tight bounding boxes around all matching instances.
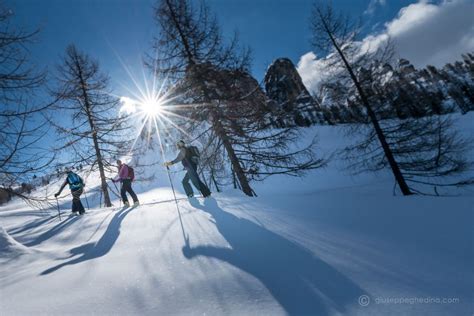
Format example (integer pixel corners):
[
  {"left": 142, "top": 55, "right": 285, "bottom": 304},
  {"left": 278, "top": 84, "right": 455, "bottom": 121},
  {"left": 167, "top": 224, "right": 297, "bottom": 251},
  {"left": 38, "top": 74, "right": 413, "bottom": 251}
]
[{"left": 268, "top": 52, "right": 474, "bottom": 124}]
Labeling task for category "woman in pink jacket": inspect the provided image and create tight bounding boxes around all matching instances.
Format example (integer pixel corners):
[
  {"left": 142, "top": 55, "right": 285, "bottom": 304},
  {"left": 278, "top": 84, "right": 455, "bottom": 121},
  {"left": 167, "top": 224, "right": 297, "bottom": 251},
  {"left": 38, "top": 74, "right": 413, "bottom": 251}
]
[{"left": 112, "top": 160, "right": 139, "bottom": 207}]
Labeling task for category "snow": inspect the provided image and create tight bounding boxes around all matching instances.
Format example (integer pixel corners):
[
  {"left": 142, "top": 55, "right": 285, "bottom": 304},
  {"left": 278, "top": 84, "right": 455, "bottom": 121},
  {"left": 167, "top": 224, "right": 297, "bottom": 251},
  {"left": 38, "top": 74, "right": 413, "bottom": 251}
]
[
  {"left": 0, "top": 226, "right": 33, "bottom": 257},
  {"left": 1, "top": 113, "right": 473, "bottom": 315}
]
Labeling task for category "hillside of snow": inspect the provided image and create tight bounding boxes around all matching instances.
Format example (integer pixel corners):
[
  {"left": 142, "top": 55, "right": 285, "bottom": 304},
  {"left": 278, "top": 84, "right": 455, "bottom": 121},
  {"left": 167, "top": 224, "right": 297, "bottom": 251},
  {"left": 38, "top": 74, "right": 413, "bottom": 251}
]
[{"left": 1, "top": 113, "right": 473, "bottom": 316}]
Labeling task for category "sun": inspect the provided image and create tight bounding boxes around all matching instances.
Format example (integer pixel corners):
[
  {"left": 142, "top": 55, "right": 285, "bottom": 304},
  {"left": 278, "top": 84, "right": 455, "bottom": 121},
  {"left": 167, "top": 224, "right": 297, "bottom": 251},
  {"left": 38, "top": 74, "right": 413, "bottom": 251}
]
[
  {"left": 119, "top": 95, "right": 165, "bottom": 118},
  {"left": 116, "top": 60, "right": 198, "bottom": 157},
  {"left": 140, "top": 96, "right": 163, "bottom": 117}
]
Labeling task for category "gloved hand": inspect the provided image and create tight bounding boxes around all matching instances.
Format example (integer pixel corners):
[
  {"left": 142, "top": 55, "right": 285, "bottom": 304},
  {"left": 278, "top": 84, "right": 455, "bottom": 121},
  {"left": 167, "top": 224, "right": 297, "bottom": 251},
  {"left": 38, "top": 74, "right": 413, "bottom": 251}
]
[
  {"left": 54, "top": 192, "right": 60, "bottom": 198},
  {"left": 163, "top": 162, "right": 172, "bottom": 167}
]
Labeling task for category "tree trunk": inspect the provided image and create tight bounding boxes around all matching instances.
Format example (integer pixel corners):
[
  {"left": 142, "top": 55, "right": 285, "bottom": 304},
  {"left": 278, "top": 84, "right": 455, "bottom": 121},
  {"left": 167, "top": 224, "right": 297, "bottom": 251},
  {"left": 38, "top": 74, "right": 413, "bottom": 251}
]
[
  {"left": 211, "top": 173, "right": 221, "bottom": 192},
  {"left": 194, "top": 69, "right": 255, "bottom": 197},
  {"left": 321, "top": 16, "right": 412, "bottom": 195},
  {"left": 211, "top": 112, "right": 255, "bottom": 196},
  {"left": 164, "top": 0, "right": 196, "bottom": 66},
  {"left": 76, "top": 62, "right": 112, "bottom": 207},
  {"left": 231, "top": 166, "right": 237, "bottom": 189},
  {"left": 163, "top": 0, "right": 255, "bottom": 196},
  {"left": 91, "top": 139, "right": 112, "bottom": 207}
]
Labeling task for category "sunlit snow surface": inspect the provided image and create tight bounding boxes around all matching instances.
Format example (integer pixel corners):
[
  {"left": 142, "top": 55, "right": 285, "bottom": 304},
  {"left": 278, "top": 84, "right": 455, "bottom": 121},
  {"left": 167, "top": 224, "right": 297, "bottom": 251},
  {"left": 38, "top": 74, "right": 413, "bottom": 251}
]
[{"left": 1, "top": 113, "right": 473, "bottom": 315}]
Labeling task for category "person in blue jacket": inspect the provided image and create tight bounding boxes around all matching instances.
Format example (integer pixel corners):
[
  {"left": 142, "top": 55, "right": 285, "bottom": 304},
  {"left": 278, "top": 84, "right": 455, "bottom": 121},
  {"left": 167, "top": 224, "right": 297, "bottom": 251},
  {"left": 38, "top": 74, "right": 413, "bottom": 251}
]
[{"left": 55, "top": 169, "right": 86, "bottom": 215}]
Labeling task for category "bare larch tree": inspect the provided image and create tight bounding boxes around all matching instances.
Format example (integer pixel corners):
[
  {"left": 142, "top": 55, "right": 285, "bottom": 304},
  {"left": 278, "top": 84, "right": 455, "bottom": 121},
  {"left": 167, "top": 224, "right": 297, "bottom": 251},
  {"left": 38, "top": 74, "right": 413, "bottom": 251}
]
[
  {"left": 150, "top": 0, "right": 324, "bottom": 196},
  {"left": 0, "top": 6, "right": 54, "bottom": 201},
  {"left": 50, "top": 45, "right": 131, "bottom": 207},
  {"left": 311, "top": 3, "right": 413, "bottom": 195},
  {"left": 312, "top": 3, "right": 472, "bottom": 195},
  {"left": 343, "top": 63, "right": 472, "bottom": 195}
]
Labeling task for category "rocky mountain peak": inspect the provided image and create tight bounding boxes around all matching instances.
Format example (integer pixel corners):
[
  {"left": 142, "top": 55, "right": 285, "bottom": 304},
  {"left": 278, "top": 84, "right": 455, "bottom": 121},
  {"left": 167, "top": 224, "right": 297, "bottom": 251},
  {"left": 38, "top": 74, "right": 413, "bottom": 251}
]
[{"left": 264, "top": 58, "right": 326, "bottom": 126}]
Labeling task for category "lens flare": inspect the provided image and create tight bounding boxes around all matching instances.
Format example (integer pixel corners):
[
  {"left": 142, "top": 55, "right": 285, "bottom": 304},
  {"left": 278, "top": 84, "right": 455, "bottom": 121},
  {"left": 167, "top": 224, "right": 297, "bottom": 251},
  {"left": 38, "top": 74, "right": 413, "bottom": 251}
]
[
  {"left": 112, "top": 50, "right": 206, "bottom": 158},
  {"left": 140, "top": 96, "right": 163, "bottom": 117}
]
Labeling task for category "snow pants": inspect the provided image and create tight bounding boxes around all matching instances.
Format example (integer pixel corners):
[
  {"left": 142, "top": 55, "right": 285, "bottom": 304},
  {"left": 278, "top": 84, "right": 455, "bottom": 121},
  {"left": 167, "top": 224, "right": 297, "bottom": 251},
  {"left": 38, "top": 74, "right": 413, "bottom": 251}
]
[
  {"left": 71, "top": 188, "right": 85, "bottom": 214},
  {"left": 121, "top": 179, "right": 138, "bottom": 203},
  {"left": 182, "top": 165, "right": 211, "bottom": 197}
]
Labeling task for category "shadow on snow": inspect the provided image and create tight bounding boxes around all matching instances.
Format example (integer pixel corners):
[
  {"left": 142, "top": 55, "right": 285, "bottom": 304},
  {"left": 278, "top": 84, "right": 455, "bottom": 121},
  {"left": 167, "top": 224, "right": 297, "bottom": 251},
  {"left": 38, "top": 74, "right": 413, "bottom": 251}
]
[
  {"left": 184, "top": 198, "right": 366, "bottom": 315},
  {"left": 23, "top": 216, "right": 82, "bottom": 247},
  {"left": 40, "top": 206, "right": 137, "bottom": 275}
]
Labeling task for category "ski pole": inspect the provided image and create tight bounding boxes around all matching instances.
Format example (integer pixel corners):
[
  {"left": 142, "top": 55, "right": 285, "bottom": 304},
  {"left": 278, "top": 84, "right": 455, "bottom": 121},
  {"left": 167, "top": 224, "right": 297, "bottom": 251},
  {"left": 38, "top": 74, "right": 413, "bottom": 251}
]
[
  {"left": 166, "top": 166, "right": 180, "bottom": 212},
  {"left": 113, "top": 181, "right": 121, "bottom": 208},
  {"left": 155, "top": 127, "right": 187, "bottom": 243},
  {"left": 107, "top": 180, "right": 120, "bottom": 198},
  {"left": 166, "top": 166, "right": 187, "bottom": 242},
  {"left": 83, "top": 188, "right": 90, "bottom": 210},
  {"left": 55, "top": 197, "right": 62, "bottom": 221}
]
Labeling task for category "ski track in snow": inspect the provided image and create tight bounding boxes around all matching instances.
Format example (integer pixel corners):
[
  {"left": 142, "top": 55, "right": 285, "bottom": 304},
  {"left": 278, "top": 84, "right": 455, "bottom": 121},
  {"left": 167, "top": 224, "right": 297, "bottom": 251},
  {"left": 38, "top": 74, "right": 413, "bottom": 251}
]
[{"left": 1, "top": 113, "right": 473, "bottom": 316}]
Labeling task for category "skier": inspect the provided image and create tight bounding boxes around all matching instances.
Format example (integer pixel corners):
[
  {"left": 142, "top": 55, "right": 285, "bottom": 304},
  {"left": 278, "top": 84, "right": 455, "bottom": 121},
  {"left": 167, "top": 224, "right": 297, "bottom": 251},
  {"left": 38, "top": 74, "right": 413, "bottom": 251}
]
[
  {"left": 54, "top": 169, "right": 86, "bottom": 215},
  {"left": 112, "top": 160, "right": 139, "bottom": 207},
  {"left": 164, "top": 140, "right": 211, "bottom": 198}
]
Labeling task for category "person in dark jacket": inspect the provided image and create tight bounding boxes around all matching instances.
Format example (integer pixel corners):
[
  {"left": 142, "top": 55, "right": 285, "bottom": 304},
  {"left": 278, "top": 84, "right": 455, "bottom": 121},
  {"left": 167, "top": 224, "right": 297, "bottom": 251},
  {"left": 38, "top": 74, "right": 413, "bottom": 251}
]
[
  {"left": 164, "top": 140, "right": 211, "bottom": 198},
  {"left": 55, "top": 169, "right": 86, "bottom": 215},
  {"left": 112, "top": 160, "right": 139, "bottom": 207}
]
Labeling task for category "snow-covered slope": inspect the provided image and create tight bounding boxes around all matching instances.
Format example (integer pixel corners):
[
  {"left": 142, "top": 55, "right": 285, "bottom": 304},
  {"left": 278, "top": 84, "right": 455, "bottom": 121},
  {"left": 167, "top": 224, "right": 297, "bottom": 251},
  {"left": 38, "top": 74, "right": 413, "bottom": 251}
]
[
  {"left": 0, "top": 226, "right": 34, "bottom": 257},
  {"left": 1, "top": 113, "right": 473, "bottom": 316}
]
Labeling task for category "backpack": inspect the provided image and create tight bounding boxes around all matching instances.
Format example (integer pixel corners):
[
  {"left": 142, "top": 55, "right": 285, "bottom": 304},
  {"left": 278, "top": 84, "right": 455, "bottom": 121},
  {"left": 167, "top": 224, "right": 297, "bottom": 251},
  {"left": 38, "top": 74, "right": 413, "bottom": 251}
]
[
  {"left": 127, "top": 165, "right": 135, "bottom": 182},
  {"left": 188, "top": 146, "right": 200, "bottom": 164},
  {"left": 67, "top": 172, "right": 83, "bottom": 191}
]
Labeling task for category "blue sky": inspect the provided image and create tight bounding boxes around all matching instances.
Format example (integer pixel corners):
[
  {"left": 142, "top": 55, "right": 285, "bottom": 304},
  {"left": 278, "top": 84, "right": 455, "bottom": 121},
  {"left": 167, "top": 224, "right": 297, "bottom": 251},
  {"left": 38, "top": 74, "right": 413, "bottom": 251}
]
[
  {"left": 6, "top": 0, "right": 473, "bottom": 178},
  {"left": 10, "top": 0, "right": 419, "bottom": 96}
]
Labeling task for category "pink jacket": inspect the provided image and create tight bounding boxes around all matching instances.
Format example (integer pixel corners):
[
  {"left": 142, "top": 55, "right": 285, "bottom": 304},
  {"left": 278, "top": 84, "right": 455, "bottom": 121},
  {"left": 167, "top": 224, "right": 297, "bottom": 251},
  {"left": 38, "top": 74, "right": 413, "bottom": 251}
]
[{"left": 114, "top": 164, "right": 129, "bottom": 182}]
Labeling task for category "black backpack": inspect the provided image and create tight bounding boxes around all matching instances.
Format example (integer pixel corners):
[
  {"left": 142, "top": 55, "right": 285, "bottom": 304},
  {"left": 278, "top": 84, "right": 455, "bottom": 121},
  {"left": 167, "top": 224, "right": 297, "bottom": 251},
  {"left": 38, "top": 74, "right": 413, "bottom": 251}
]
[{"left": 187, "top": 146, "right": 200, "bottom": 164}]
